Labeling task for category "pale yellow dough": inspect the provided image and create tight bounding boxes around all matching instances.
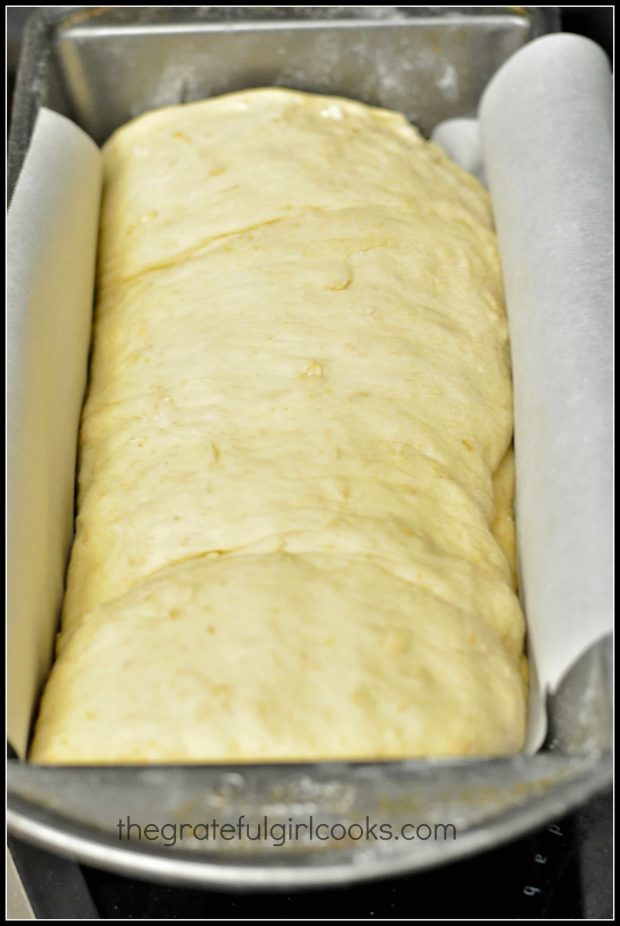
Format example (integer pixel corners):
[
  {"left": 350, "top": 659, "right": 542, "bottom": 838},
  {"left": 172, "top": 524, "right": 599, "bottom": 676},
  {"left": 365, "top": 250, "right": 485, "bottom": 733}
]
[{"left": 31, "top": 89, "right": 526, "bottom": 763}]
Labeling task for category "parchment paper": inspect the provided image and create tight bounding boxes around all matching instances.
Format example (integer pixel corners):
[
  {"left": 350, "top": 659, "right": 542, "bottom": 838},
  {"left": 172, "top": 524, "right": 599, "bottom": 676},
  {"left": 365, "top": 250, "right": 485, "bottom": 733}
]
[
  {"left": 433, "top": 34, "right": 613, "bottom": 749},
  {"left": 7, "top": 110, "right": 102, "bottom": 757},
  {"left": 8, "top": 34, "right": 613, "bottom": 757}
]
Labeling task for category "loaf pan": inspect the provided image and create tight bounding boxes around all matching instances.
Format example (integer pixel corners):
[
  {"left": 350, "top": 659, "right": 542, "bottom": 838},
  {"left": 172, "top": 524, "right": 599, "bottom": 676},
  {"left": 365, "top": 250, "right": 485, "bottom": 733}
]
[{"left": 9, "top": 6, "right": 612, "bottom": 891}]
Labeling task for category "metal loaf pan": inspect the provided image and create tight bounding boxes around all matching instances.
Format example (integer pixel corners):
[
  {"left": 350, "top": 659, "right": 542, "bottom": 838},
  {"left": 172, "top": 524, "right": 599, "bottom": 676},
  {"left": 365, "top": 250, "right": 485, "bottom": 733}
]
[{"left": 8, "top": 6, "right": 612, "bottom": 890}]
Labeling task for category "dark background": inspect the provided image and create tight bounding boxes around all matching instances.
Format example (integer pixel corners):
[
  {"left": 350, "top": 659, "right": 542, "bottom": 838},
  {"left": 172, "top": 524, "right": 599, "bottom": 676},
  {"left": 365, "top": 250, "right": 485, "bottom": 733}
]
[{"left": 7, "top": 6, "right": 613, "bottom": 921}]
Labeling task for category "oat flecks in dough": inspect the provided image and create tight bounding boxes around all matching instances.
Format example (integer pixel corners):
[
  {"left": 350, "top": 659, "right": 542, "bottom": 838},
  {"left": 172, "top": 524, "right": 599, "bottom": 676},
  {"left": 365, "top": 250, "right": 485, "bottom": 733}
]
[{"left": 31, "top": 88, "right": 526, "bottom": 763}]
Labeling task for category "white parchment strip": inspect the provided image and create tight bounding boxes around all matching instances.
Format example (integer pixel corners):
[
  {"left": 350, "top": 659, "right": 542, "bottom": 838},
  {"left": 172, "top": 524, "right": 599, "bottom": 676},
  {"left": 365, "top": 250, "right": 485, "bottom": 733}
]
[
  {"left": 7, "top": 110, "right": 102, "bottom": 756},
  {"left": 435, "top": 34, "right": 612, "bottom": 750},
  {"left": 481, "top": 33, "right": 613, "bottom": 697},
  {"left": 431, "top": 117, "right": 486, "bottom": 185}
]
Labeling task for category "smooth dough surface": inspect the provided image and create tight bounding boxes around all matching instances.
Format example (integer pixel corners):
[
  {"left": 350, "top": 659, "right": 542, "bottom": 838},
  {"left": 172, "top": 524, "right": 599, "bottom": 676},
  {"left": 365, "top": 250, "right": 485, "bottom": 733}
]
[{"left": 31, "top": 89, "right": 526, "bottom": 763}]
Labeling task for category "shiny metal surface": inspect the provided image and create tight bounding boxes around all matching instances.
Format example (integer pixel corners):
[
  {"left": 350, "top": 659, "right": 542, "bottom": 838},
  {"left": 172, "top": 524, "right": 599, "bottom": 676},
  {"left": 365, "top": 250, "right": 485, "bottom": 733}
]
[
  {"left": 9, "top": 5, "right": 613, "bottom": 890},
  {"left": 9, "top": 6, "right": 558, "bottom": 188},
  {"left": 7, "top": 637, "right": 612, "bottom": 888},
  {"left": 7, "top": 638, "right": 611, "bottom": 888}
]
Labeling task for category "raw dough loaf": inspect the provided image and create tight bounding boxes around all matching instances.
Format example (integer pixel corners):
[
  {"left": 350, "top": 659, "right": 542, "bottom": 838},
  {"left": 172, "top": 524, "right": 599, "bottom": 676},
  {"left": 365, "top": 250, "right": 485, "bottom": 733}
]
[{"left": 31, "top": 89, "right": 526, "bottom": 763}]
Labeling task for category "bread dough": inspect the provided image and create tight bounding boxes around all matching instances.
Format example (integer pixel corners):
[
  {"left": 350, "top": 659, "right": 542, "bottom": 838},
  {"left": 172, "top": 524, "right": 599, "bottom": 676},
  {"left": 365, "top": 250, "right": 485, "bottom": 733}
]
[{"left": 30, "top": 89, "right": 526, "bottom": 762}]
